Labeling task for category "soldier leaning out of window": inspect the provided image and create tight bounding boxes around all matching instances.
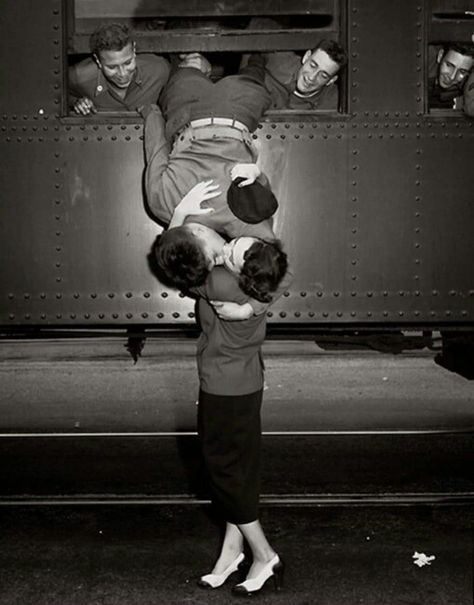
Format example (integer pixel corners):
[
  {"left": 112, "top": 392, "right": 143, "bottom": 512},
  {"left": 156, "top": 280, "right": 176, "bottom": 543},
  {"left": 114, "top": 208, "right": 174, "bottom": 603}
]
[
  {"left": 428, "top": 42, "right": 474, "bottom": 113},
  {"left": 69, "top": 23, "right": 170, "bottom": 115}
]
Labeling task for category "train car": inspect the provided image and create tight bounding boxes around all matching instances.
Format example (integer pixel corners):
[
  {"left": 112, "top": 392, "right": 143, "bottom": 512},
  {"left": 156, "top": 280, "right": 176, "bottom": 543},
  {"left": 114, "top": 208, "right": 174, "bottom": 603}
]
[
  {"left": 0, "top": 0, "right": 473, "bottom": 509},
  {"left": 0, "top": 0, "right": 473, "bottom": 339}
]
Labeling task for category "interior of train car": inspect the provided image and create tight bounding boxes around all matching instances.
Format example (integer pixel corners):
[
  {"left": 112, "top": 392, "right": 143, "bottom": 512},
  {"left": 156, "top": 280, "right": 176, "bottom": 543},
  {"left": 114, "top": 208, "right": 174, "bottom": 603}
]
[{"left": 0, "top": 1, "right": 473, "bottom": 603}]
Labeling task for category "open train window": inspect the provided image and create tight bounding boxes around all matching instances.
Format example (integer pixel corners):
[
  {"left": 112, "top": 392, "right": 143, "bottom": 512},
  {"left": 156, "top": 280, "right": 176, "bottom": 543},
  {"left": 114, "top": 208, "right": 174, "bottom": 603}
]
[
  {"left": 65, "top": 0, "right": 347, "bottom": 120},
  {"left": 425, "top": 0, "right": 474, "bottom": 117}
]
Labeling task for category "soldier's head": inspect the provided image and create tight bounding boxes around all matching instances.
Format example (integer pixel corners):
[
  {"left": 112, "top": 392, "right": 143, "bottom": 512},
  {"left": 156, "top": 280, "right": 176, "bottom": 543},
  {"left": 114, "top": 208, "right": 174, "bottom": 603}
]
[
  {"left": 90, "top": 23, "right": 137, "bottom": 89},
  {"left": 436, "top": 43, "right": 474, "bottom": 89},
  {"left": 295, "top": 40, "right": 347, "bottom": 97}
]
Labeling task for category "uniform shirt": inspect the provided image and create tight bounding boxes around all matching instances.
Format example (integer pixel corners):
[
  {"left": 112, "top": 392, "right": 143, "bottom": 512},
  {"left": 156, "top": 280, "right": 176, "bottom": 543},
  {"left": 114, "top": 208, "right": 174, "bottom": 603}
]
[
  {"left": 160, "top": 55, "right": 271, "bottom": 141},
  {"left": 463, "top": 70, "right": 474, "bottom": 117},
  {"left": 69, "top": 54, "right": 170, "bottom": 111},
  {"left": 261, "top": 51, "right": 338, "bottom": 110},
  {"left": 192, "top": 267, "right": 266, "bottom": 396}
]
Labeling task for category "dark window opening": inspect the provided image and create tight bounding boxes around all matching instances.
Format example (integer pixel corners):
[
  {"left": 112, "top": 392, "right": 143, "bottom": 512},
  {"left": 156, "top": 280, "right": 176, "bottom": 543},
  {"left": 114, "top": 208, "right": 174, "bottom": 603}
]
[{"left": 65, "top": 0, "right": 347, "bottom": 118}]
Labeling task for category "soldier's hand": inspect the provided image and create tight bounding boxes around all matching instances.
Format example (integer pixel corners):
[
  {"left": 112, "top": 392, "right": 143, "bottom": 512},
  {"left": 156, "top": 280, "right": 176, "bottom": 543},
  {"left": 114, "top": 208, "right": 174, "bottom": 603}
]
[{"left": 73, "top": 97, "right": 97, "bottom": 115}]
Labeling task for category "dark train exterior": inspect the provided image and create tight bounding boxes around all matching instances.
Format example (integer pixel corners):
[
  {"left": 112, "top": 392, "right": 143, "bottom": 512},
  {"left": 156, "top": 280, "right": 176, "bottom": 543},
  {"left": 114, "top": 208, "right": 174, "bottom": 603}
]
[{"left": 1, "top": 0, "right": 473, "bottom": 334}]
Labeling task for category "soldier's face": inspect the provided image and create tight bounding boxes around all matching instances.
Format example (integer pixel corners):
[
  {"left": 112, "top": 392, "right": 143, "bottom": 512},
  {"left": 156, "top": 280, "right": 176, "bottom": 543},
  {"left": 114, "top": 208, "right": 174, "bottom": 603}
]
[
  {"left": 296, "top": 48, "right": 340, "bottom": 95},
  {"left": 97, "top": 42, "right": 137, "bottom": 89},
  {"left": 437, "top": 50, "right": 473, "bottom": 89}
]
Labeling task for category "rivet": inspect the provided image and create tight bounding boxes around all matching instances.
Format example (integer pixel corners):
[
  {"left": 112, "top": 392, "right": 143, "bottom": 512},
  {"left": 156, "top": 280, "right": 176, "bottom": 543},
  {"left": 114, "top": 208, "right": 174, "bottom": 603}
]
[
  {"left": 84, "top": 313, "right": 90, "bottom": 319},
  {"left": 99, "top": 313, "right": 105, "bottom": 319},
  {"left": 279, "top": 312, "right": 287, "bottom": 318},
  {"left": 125, "top": 292, "right": 132, "bottom": 298},
  {"left": 113, "top": 313, "right": 119, "bottom": 319},
  {"left": 323, "top": 312, "right": 329, "bottom": 318},
  {"left": 161, "top": 292, "right": 168, "bottom": 298},
  {"left": 144, "top": 292, "right": 151, "bottom": 298},
  {"left": 91, "top": 293, "right": 97, "bottom": 299},
  {"left": 108, "top": 293, "right": 115, "bottom": 299},
  {"left": 308, "top": 311, "right": 315, "bottom": 318},
  {"left": 126, "top": 313, "right": 133, "bottom": 319}
]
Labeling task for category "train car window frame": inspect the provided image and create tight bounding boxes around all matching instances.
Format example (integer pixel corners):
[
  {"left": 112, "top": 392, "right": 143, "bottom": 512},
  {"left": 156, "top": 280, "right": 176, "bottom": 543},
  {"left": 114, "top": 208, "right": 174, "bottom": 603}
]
[{"left": 63, "top": 0, "right": 349, "bottom": 123}]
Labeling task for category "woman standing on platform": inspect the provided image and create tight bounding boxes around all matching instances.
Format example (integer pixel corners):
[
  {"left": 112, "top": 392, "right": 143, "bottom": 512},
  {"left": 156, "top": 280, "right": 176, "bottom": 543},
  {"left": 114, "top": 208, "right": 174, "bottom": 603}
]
[{"left": 188, "top": 232, "right": 286, "bottom": 596}]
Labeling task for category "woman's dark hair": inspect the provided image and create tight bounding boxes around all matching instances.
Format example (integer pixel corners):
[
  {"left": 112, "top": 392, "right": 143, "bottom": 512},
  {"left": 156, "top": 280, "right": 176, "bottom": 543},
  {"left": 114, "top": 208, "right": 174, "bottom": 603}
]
[{"left": 238, "top": 239, "right": 288, "bottom": 303}]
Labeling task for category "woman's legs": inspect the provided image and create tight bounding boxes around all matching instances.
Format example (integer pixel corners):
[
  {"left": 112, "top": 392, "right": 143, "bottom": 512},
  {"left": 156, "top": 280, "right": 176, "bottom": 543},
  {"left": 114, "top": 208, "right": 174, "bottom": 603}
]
[
  {"left": 209, "top": 522, "right": 244, "bottom": 574},
  {"left": 210, "top": 519, "right": 277, "bottom": 580},
  {"left": 237, "top": 519, "right": 277, "bottom": 580}
]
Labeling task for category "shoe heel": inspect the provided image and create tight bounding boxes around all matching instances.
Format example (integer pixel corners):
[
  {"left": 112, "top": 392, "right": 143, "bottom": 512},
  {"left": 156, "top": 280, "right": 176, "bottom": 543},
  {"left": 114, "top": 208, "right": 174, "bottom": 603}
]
[{"left": 272, "top": 561, "right": 284, "bottom": 591}]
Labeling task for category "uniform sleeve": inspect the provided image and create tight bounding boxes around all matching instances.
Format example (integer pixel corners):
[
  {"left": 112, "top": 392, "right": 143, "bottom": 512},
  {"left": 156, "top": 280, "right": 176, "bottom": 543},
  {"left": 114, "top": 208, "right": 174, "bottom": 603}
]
[
  {"left": 143, "top": 104, "right": 172, "bottom": 223},
  {"left": 239, "top": 53, "right": 267, "bottom": 83},
  {"left": 68, "top": 60, "right": 93, "bottom": 106},
  {"left": 463, "top": 71, "right": 474, "bottom": 118}
]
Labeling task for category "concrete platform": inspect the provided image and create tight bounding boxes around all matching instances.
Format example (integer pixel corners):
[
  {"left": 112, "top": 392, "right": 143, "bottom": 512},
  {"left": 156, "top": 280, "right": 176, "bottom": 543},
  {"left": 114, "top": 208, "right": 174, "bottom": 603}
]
[{"left": 0, "top": 504, "right": 472, "bottom": 605}]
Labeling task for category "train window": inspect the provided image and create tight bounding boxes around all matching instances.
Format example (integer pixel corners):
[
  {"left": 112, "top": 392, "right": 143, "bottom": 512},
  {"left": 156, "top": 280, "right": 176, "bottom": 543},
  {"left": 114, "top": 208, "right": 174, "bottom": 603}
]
[
  {"left": 425, "top": 0, "right": 474, "bottom": 116},
  {"left": 65, "top": 0, "right": 347, "bottom": 120}
]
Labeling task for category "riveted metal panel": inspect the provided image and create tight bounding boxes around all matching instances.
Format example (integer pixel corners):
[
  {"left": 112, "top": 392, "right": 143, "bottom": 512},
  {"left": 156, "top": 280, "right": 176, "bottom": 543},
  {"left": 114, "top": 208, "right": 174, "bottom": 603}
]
[
  {"left": 1, "top": 1, "right": 474, "bottom": 330},
  {"left": 415, "top": 130, "right": 474, "bottom": 323},
  {"left": 344, "top": 132, "right": 420, "bottom": 322},
  {"left": 258, "top": 122, "right": 351, "bottom": 322},
  {"left": 349, "top": 0, "right": 423, "bottom": 114},
  {"left": 0, "top": 138, "right": 63, "bottom": 324},
  {"left": 0, "top": 0, "right": 63, "bottom": 117}
]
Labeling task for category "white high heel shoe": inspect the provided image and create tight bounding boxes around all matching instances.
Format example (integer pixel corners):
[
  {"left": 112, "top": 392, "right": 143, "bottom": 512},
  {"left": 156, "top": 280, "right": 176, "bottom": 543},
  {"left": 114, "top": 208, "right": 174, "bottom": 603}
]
[
  {"left": 197, "top": 552, "right": 245, "bottom": 589},
  {"left": 233, "top": 554, "right": 284, "bottom": 595}
]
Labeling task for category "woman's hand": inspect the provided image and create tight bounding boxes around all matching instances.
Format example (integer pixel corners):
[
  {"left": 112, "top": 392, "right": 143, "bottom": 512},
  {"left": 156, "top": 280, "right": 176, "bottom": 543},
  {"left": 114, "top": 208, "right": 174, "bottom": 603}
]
[
  {"left": 169, "top": 180, "right": 221, "bottom": 228},
  {"left": 230, "top": 163, "right": 261, "bottom": 187},
  {"left": 210, "top": 301, "right": 254, "bottom": 321}
]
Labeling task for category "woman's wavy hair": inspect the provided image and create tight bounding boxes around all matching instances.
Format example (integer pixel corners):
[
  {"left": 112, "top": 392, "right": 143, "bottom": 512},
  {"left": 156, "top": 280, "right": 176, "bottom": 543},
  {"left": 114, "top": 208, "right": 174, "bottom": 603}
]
[{"left": 238, "top": 239, "right": 288, "bottom": 303}]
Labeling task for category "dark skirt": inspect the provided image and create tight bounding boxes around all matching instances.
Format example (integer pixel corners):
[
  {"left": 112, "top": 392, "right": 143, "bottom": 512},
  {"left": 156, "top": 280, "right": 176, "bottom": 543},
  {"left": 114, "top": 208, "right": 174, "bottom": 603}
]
[{"left": 197, "top": 389, "right": 263, "bottom": 525}]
